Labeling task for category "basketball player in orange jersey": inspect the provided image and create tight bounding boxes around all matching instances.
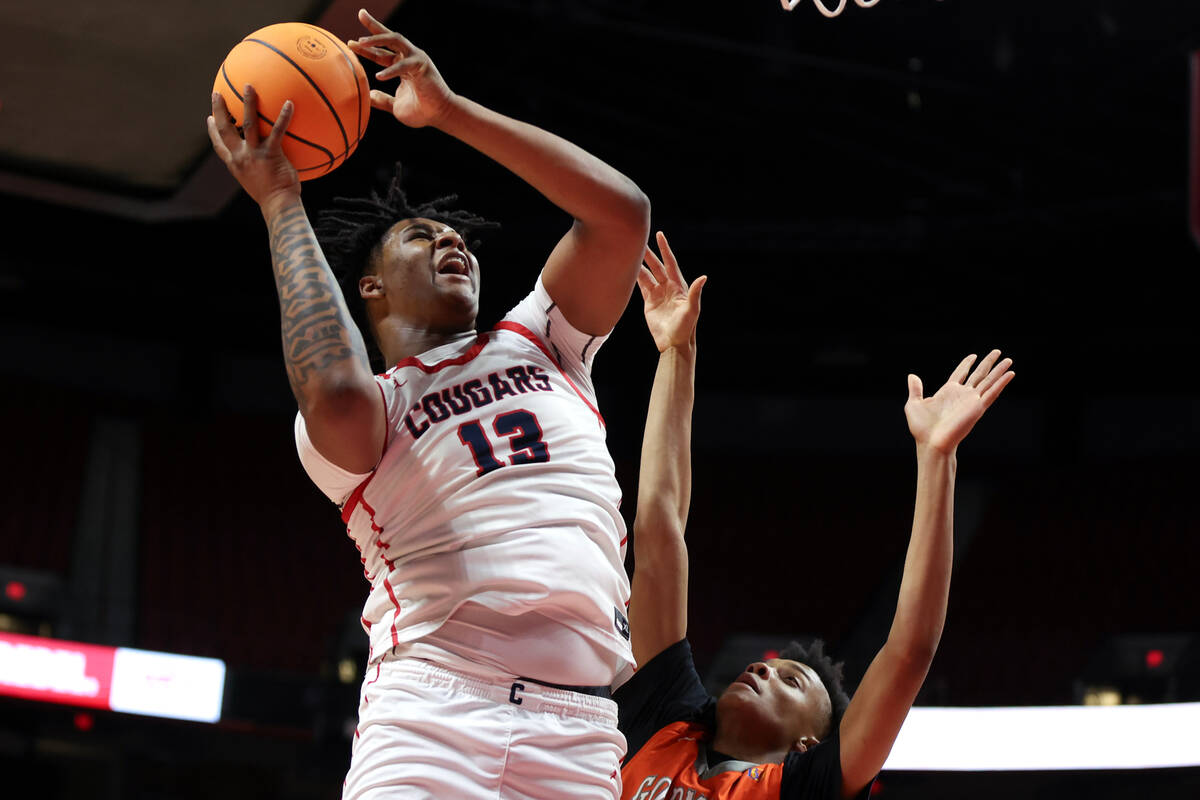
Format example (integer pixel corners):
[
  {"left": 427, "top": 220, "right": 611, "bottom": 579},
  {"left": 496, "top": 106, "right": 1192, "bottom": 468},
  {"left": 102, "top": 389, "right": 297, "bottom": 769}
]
[
  {"left": 207, "top": 8, "right": 650, "bottom": 800},
  {"left": 619, "top": 233, "right": 1014, "bottom": 800}
]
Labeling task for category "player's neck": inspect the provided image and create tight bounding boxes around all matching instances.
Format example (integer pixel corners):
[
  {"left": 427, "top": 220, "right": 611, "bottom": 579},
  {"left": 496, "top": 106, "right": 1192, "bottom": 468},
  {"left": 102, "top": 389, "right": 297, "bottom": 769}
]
[
  {"left": 710, "top": 726, "right": 790, "bottom": 767},
  {"left": 376, "top": 321, "right": 478, "bottom": 367}
]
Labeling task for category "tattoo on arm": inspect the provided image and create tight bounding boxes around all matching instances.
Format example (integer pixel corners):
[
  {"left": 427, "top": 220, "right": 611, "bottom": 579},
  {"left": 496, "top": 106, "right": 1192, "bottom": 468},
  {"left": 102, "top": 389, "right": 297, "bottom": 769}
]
[{"left": 268, "top": 205, "right": 369, "bottom": 397}]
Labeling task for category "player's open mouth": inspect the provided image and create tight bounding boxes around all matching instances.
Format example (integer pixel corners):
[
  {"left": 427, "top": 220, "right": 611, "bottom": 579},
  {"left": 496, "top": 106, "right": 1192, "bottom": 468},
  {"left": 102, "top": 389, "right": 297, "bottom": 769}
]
[{"left": 437, "top": 254, "right": 470, "bottom": 275}]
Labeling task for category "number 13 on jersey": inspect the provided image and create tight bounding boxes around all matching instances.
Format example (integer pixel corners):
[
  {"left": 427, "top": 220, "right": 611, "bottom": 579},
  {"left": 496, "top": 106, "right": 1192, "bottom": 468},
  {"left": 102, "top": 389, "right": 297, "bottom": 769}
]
[{"left": 457, "top": 410, "right": 550, "bottom": 476}]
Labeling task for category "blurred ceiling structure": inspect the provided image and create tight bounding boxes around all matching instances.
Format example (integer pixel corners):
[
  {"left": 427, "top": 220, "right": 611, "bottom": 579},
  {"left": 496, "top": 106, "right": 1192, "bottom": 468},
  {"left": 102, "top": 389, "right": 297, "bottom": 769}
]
[{"left": 0, "top": 0, "right": 402, "bottom": 219}]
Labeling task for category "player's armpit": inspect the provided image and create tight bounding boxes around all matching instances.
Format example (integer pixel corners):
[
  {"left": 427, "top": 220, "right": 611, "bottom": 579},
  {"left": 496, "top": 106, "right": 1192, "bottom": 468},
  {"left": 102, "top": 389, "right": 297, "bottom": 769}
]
[{"left": 301, "top": 377, "right": 388, "bottom": 474}]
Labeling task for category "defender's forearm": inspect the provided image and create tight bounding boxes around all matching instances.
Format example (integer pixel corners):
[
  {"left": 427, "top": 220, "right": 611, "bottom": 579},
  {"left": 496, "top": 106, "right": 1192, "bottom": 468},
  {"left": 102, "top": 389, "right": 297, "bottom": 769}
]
[
  {"left": 629, "top": 342, "right": 696, "bottom": 664},
  {"left": 887, "top": 446, "right": 956, "bottom": 659},
  {"left": 635, "top": 344, "right": 696, "bottom": 552},
  {"left": 263, "top": 197, "right": 374, "bottom": 409}
]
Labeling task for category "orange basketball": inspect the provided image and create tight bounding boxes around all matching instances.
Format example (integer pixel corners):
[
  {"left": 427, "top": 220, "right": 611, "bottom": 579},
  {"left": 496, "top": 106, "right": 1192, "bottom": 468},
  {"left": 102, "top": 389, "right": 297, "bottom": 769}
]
[{"left": 213, "top": 22, "right": 371, "bottom": 181}]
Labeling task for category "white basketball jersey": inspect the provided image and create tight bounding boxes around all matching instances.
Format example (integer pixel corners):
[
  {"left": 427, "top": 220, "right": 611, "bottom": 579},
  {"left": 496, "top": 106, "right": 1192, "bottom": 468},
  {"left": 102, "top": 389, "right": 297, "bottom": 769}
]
[{"left": 295, "top": 276, "right": 633, "bottom": 682}]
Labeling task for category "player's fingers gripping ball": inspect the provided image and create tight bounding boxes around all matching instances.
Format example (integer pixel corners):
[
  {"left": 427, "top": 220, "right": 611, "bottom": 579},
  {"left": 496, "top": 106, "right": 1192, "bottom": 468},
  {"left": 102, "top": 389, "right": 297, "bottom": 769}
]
[{"left": 213, "top": 22, "right": 371, "bottom": 180}]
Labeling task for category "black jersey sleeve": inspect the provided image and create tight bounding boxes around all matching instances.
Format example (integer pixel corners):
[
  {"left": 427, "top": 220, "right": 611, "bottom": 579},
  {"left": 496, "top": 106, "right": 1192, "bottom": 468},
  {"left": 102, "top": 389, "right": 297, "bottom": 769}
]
[
  {"left": 614, "top": 639, "right": 714, "bottom": 764},
  {"left": 780, "top": 731, "right": 874, "bottom": 800}
]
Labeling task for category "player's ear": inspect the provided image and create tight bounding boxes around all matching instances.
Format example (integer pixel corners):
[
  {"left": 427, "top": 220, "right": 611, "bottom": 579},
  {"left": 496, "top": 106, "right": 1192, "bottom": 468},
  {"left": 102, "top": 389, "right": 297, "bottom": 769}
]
[
  {"left": 792, "top": 735, "right": 820, "bottom": 754},
  {"left": 359, "top": 274, "right": 384, "bottom": 299}
]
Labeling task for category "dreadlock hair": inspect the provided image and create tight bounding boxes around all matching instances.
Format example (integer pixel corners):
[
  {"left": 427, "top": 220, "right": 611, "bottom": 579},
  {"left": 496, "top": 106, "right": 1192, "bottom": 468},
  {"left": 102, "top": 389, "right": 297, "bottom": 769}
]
[
  {"left": 313, "top": 163, "right": 501, "bottom": 370},
  {"left": 779, "top": 639, "right": 851, "bottom": 739}
]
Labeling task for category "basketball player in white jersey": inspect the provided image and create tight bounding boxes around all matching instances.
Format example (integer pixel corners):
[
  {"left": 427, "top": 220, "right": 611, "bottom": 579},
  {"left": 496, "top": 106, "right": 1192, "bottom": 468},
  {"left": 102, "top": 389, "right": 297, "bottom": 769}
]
[{"left": 207, "top": 9, "right": 649, "bottom": 799}]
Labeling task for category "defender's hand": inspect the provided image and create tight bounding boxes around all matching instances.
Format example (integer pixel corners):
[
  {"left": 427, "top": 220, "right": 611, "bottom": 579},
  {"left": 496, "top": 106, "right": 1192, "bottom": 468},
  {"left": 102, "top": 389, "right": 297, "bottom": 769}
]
[
  {"left": 638, "top": 231, "right": 707, "bottom": 353},
  {"left": 207, "top": 87, "right": 300, "bottom": 212},
  {"left": 905, "top": 350, "right": 1014, "bottom": 454},
  {"left": 347, "top": 9, "right": 455, "bottom": 129}
]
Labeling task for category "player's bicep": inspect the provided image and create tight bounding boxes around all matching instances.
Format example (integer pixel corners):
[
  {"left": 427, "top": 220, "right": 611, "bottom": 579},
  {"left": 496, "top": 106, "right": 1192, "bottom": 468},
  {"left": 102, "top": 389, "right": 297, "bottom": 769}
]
[
  {"left": 837, "top": 642, "right": 931, "bottom": 799},
  {"left": 540, "top": 218, "right": 647, "bottom": 337},
  {"left": 302, "top": 376, "right": 387, "bottom": 474}
]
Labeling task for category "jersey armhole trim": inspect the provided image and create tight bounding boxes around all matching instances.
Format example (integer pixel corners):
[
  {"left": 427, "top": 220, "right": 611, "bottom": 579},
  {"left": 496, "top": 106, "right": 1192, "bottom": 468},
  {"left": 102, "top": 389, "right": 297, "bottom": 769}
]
[
  {"left": 341, "top": 470, "right": 378, "bottom": 524},
  {"left": 375, "top": 380, "right": 389, "bottom": 466},
  {"left": 493, "top": 320, "right": 606, "bottom": 428}
]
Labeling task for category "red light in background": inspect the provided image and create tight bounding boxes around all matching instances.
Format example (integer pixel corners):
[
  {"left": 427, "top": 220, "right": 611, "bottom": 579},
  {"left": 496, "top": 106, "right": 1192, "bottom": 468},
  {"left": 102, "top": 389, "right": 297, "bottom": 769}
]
[
  {"left": 73, "top": 712, "right": 94, "bottom": 732},
  {"left": 870, "top": 778, "right": 884, "bottom": 795},
  {"left": 4, "top": 581, "right": 26, "bottom": 602},
  {"left": 762, "top": 649, "right": 780, "bottom": 661},
  {"left": 1146, "top": 649, "right": 1165, "bottom": 669}
]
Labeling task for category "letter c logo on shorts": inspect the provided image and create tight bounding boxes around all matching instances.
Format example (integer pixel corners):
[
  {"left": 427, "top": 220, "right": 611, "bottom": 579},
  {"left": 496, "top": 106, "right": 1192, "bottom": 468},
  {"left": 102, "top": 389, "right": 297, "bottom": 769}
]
[{"left": 509, "top": 682, "right": 525, "bottom": 705}]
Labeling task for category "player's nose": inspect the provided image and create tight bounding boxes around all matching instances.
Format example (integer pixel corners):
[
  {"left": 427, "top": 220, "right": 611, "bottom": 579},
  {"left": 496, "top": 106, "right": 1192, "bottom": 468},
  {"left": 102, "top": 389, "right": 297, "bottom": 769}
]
[
  {"left": 435, "top": 228, "right": 466, "bottom": 251},
  {"left": 747, "top": 662, "right": 771, "bottom": 679}
]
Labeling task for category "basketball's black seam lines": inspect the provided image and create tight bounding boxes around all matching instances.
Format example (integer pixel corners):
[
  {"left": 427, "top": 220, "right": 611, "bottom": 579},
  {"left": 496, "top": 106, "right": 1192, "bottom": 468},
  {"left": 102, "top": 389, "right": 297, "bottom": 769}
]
[
  {"left": 305, "top": 24, "right": 367, "bottom": 144},
  {"left": 221, "top": 65, "right": 338, "bottom": 171},
  {"left": 305, "top": 25, "right": 364, "bottom": 144},
  {"left": 243, "top": 36, "right": 351, "bottom": 153}
]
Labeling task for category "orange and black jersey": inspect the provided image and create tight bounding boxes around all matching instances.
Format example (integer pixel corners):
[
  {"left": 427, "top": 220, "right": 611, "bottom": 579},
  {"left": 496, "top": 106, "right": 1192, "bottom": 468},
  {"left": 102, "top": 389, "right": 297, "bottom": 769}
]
[{"left": 614, "top": 640, "right": 872, "bottom": 800}]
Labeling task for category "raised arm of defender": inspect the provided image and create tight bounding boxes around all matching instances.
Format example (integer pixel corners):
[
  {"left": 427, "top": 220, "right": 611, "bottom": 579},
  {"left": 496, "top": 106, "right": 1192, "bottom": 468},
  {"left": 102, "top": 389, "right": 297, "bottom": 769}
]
[
  {"left": 836, "top": 351, "right": 1014, "bottom": 798},
  {"left": 628, "top": 232, "right": 706, "bottom": 666},
  {"left": 348, "top": 9, "right": 650, "bottom": 335}
]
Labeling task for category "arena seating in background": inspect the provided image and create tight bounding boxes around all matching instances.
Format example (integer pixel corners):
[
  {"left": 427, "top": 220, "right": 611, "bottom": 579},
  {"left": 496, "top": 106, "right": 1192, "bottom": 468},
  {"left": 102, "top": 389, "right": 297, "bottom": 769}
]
[
  {"left": 23, "top": 391, "right": 1185, "bottom": 708},
  {"left": 931, "top": 455, "right": 1198, "bottom": 706},
  {"left": 0, "top": 387, "right": 89, "bottom": 578},
  {"left": 138, "top": 413, "right": 366, "bottom": 675},
  {"left": 675, "top": 447, "right": 1198, "bottom": 710},
  {"left": 680, "top": 452, "right": 914, "bottom": 677}
]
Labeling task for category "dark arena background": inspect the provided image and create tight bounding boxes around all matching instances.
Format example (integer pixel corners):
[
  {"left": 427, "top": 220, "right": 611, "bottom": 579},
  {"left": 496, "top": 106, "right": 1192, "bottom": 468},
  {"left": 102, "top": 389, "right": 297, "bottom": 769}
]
[{"left": 2, "top": 0, "right": 1199, "bottom": 797}]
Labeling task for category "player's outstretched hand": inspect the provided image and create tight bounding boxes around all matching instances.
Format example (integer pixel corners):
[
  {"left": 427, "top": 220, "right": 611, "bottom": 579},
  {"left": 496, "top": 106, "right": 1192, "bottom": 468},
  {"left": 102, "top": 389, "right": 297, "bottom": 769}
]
[
  {"left": 904, "top": 350, "right": 1014, "bottom": 454},
  {"left": 207, "top": 87, "right": 300, "bottom": 212},
  {"left": 347, "top": 9, "right": 455, "bottom": 129},
  {"left": 638, "top": 231, "right": 707, "bottom": 353}
]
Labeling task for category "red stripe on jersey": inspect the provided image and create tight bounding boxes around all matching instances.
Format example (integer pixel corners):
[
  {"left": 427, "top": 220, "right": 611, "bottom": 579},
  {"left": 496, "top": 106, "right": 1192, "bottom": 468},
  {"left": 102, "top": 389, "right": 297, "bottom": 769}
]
[
  {"left": 355, "top": 479, "right": 403, "bottom": 647},
  {"left": 391, "top": 333, "right": 489, "bottom": 373},
  {"left": 341, "top": 471, "right": 377, "bottom": 524},
  {"left": 382, "top": 578, "right": 402, "bottom": 647},
  {"left": 336, "top": 383, "right": 389, "bottom": 525},
  {"left": 361, "top": 662, "right": 383, "bottom": 713},
  {"left": 493, "top": 321, "right": 606, "bottom": 427},
  {"left": 344, "top": 479, "right": 393, "bottom": 590}
]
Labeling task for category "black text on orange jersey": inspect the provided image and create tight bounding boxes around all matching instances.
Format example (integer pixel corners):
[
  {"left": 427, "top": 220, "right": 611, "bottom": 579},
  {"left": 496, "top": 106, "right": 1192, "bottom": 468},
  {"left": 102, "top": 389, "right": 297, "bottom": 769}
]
[{"left": 627, "top": 776, "right": 709, "bottom": 800}]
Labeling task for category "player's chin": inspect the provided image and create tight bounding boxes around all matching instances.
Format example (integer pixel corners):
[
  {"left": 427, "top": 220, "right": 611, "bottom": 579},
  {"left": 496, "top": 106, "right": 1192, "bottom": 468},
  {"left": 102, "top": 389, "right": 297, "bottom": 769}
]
[
  {"left": 716, "top": 684, "right": 759, "bottom": 714},
  {"left": 450, "top": 289, "right": 478, "bottom": 313},
  {"left": 435, "top": 275, "right": 478, "bottom": 300},
  {"left": 436, "top": 294, "right": 478, "bottom": 331}
]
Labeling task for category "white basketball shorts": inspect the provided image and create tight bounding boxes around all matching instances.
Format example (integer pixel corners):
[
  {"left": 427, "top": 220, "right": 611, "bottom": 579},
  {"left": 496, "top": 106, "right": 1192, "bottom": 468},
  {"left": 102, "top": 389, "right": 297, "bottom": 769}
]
[{"left": 343, "top": 657, "right": 625, "bottom": 800}]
